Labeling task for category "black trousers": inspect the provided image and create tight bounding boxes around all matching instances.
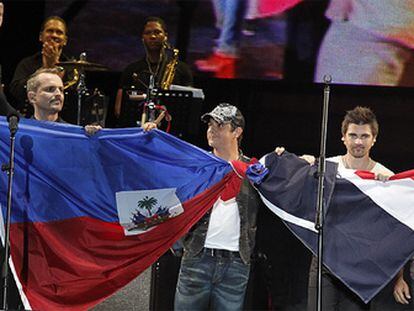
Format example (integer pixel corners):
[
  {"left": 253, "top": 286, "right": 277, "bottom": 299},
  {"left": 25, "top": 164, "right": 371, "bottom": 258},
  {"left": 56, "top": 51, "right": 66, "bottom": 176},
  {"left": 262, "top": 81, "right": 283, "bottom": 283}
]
[{"left": 307, "top": 256, "right": 369, "bottom": 311}]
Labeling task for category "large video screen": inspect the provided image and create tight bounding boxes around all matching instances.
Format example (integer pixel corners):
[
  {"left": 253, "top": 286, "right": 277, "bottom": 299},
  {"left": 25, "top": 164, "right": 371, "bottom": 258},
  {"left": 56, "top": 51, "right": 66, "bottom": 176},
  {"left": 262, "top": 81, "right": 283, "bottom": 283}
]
[
  {"left": 46, "top": 0, "right": 414, "bottom": 87},
  {"left": 45, "top": 0, "right": 305, "bottom": 79}
]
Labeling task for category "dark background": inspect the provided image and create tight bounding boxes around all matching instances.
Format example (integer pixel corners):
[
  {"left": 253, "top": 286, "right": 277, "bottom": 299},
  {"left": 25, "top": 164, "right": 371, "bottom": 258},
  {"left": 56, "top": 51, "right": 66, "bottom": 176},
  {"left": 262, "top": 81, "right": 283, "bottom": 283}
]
[{"left": 0, "top": 1, "right": 413, "bottom": 310}]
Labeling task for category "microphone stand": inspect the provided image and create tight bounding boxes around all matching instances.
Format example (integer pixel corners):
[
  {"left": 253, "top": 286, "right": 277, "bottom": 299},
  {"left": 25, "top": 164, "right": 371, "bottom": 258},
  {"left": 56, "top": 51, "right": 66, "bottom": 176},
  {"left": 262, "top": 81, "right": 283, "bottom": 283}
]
[
  {"left": 1, "top": 117, "right": 18, "bottom": 310},
  {"left": 140, "top": 75, "right": 156, "bottom": 126},
  {"left": 315, "top": 75, "right": 332, "bottom": 311},
  {"left": 76, "top": 52, "right": 88, "bottom": 125}
]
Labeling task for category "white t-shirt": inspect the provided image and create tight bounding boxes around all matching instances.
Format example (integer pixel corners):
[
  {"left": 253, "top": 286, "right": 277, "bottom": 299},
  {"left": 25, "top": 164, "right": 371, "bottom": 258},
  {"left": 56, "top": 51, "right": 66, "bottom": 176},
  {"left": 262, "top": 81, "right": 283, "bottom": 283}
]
[
  {"left": 204, "top": 197, "right": 240, "bottom": 251},
  {"left": 328, "top": 155, "right": 394, "bottom": 175}
]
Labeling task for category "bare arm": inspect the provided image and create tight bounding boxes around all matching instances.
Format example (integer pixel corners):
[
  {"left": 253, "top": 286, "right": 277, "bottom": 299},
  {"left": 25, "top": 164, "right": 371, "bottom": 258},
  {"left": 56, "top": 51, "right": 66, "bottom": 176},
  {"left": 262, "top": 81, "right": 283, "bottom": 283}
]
[{"left": 114, "top": 89, "right": 123, "bottom": 118}]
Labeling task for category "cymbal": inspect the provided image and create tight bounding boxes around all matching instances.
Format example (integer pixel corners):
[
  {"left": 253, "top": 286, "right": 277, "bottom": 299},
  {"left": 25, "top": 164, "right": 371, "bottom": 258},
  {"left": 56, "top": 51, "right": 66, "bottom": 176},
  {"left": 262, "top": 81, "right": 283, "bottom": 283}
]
[{"left": 56, "top": 60, "right": 109, "bottom": 71}]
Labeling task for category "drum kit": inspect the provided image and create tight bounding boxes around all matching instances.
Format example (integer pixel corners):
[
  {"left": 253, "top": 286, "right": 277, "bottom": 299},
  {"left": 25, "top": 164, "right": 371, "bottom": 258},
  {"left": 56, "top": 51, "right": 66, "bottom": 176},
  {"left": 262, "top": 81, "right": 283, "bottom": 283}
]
[{"left": 57, "top": 52, "right": 108, "bottom": 125}]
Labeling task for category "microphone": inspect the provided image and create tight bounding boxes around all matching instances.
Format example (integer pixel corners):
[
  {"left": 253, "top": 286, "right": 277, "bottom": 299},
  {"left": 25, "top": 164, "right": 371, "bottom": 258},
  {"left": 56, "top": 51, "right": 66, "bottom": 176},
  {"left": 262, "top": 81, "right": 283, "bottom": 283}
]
[
  {"left": 323, "top": 74, "right": 332, "bottom": 84},
  {"left": 7, "top": 112, "right": 20, "bottom": 136}
]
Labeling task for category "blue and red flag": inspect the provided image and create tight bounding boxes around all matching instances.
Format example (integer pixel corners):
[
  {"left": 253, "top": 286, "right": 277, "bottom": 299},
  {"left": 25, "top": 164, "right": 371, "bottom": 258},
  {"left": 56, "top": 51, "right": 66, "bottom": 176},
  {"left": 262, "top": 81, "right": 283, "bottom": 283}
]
[
  {"left": 0, "top": 118, "right": 250, "bottom": 310},
  {"left": 255, "top": 152, "right": 414, "bottom": 303},
  {"left": 2, "top": 117, "right": 413, "bottom": 309}
]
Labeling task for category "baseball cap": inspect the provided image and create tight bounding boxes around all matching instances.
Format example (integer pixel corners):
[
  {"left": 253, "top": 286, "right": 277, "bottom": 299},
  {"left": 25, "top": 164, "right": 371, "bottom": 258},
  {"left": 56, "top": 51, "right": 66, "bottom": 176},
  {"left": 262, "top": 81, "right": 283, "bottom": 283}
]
[{"left": 201, "top": 103, "right": 245, "bottom": 129}]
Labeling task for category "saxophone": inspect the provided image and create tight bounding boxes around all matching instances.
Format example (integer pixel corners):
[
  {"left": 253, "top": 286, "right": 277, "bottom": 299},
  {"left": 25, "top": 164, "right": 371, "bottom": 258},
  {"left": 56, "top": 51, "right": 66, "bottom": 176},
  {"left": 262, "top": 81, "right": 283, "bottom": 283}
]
[
  {"left": 160, "top": 43, "right": 179, "bottom": 90},
  {"left": 63, "top": 68, "right": 79, "bottom": 90}
]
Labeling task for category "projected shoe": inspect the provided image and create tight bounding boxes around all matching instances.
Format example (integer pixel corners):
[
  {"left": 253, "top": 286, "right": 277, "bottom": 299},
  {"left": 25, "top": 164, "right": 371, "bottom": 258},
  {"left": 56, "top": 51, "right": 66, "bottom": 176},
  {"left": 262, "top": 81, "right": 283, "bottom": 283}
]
[{"left": 195, "top": 52, "right": 237, "bottom": 79}]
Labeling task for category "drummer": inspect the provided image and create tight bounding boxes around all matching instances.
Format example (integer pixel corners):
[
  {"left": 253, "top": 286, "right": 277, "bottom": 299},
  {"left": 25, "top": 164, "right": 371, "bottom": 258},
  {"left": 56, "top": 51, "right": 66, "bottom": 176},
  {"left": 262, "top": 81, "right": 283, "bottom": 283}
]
[{"left": 9, "top": 16, "right": 69, "bottom": 115}]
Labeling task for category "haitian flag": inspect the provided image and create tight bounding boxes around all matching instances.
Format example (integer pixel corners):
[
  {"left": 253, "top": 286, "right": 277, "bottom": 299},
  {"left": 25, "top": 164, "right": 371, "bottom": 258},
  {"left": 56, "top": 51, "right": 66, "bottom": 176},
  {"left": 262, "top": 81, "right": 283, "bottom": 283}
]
[
  {"left": 254, "top": 152, "right": 414, "bottom": 303},
  {"left": 0, "top": 117, "right": 249, "bottom": 310}
]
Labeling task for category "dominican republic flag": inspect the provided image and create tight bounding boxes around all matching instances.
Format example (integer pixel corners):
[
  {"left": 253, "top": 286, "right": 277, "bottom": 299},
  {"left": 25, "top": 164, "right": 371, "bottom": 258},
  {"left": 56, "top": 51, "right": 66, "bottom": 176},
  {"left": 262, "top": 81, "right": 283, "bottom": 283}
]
[
  {"left": 256, "top": 152, "right": 414, "bottom": 303},
  {"left": 0, "top": 117, "right": 251, "bottom": 310}
]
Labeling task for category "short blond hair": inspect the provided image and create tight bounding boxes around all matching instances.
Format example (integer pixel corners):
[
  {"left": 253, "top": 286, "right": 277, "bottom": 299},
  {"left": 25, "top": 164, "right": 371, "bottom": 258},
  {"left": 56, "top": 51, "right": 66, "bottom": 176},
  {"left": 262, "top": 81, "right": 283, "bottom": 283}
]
[{"left": 26, "top": 68, "right": 62, "bottom": 93}]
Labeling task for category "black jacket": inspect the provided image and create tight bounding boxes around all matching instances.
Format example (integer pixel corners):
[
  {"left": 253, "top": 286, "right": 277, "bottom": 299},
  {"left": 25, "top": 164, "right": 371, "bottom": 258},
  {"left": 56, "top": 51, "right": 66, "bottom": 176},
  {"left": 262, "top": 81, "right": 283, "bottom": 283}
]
[{"left": 182, "top": 155, "right": 260, "bottom": 264}]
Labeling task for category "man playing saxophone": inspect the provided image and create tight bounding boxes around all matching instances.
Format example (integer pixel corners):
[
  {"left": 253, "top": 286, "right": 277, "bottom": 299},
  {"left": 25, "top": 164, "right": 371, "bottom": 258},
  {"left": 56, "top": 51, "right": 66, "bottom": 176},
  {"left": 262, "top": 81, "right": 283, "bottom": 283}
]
[{"left": 115, "top": 16, "right": 193, "bottom": 127}]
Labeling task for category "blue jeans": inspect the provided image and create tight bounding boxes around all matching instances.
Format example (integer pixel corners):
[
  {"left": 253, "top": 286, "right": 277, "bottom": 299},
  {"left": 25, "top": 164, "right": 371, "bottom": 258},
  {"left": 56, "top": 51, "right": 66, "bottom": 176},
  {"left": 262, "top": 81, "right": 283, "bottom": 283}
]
[
  {"left": 174, "top": 248, "right": 250, "bottom": 311},
  {"left": 212, "top": 0, "right": 246, "bottom": 56}
]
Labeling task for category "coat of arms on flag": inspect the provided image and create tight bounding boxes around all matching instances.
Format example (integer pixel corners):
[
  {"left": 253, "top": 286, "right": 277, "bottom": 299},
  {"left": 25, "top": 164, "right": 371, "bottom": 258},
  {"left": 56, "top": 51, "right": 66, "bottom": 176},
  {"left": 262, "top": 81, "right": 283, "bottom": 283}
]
[{"left": 116, "top": 188, "right": 184, "bottom": 235}]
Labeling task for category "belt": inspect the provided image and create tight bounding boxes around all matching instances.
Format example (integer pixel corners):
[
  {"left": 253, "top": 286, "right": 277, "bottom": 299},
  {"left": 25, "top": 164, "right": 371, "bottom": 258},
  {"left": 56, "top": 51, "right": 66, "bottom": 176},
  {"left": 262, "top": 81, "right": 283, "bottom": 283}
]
[{"left": 203, "top": 247, "right": 240, "bottom": 258}]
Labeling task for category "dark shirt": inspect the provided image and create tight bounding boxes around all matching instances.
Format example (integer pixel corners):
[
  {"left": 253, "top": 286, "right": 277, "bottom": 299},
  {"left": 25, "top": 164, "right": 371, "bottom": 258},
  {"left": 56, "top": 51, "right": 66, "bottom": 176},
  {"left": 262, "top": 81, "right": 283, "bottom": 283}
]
[
  {"left": 10, "top": 52, "right": 71, "bottom": 111},
  {"left": 31, "top": 115, "right": 67, "bottom": 123},
  {"left": 119, "top": 58, "right": 193, "bottom": 91},
  {"left": 118, "top": 57, "right": 193, "bottom": 127},
  {"left": 0, "top": 90, "right": 17, "bottom": 116},
  {"left": 9, "top": 52, "right": 43, "bottom": 109}
]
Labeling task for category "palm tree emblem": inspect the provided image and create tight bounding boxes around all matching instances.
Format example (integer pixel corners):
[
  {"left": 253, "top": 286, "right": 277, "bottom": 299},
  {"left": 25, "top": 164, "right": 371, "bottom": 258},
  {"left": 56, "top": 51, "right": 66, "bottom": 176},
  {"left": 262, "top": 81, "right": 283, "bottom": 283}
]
[{"left": 137, "top": 196, "right": 158, "bottom": 216}]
